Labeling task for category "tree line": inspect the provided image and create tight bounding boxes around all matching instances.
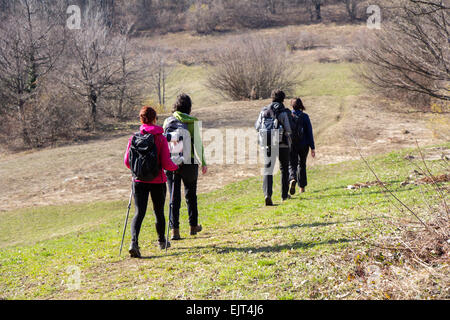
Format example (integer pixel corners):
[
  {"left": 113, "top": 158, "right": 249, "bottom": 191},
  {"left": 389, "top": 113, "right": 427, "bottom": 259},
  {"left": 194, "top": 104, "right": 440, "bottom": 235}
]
[
  {"left": 0, "top": 0, "right": 168, "bottom": 149},
  {"left": 0, "top": 0, "right": 370, "bottom": 35},
  {"left": 0, "top": 0, "right": 447, "bottom": 150}
]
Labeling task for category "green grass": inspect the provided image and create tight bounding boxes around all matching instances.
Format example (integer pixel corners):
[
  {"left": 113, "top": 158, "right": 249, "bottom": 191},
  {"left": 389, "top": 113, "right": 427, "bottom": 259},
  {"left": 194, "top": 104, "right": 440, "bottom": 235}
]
[
  {"left": 147, "top": 64, "right": 227, "bottom": 111},
  {"left": 147, "top": 62, "right": 364, "bottom": 111},
  {"left": 0, "top": 144, "right": 448, "bottom": 300},
  {"left": 296, "top": 63, "right": 364, "bottom": 97}
]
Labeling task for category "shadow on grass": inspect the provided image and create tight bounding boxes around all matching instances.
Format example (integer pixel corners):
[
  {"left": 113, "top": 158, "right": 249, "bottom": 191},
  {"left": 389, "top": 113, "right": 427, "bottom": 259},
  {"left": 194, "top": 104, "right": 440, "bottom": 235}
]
[
  {"left": 305, "top": 178, "right": 406, "bottom": 194},
  {"left": 251, "top": 217, "right": 379, "bottom": 232},
  {"left": 303, "top": 184, "right": 412, "bottom": 201},
  {"left": 138, "top": 251, "right": 187, "bottom": 260},
  {"left": 215, "top": 238, "right": 356, "bottom": 254},
  {"left": 119, "top": 236, "right": 355, "bottom": 260}
]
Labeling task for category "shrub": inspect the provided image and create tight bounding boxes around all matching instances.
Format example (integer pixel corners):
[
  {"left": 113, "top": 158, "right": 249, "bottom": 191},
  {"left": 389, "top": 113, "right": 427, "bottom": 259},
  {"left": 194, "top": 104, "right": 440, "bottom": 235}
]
[
  {"left": 355, "top": 0, "right": 449, "bottom": 109},
  {"left": 186, "top": 1, "right": 223, "bottom": 34},
  {"left": 207, "top": 36, "right": 300, "bottom": 101}
]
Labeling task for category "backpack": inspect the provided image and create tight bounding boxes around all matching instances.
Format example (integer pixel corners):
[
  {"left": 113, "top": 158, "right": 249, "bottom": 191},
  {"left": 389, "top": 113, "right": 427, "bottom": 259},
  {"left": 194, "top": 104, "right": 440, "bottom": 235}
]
[
  {"left": 291, "top": 112, "right": 305, "bottom": 143},
  {"left": 129, "top": 132, "right": 160, "bottom": 181},
  {"left": 257, "top": 105, "right": 284, "bottom": 147},
  {"left": 164, "top": 117, "right": 190, "bottom": 166}
]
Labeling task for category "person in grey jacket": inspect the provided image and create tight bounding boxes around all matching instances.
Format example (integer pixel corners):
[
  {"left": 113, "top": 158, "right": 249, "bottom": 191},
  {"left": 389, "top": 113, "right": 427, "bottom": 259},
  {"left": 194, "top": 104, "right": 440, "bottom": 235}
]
[{"left": 255, "top": 89, "right": 293, "bottom": 206}]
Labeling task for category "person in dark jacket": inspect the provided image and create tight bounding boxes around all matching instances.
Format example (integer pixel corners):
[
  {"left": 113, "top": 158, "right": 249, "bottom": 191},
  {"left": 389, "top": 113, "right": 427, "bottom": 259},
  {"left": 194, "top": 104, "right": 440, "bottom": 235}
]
[
  {"left": 255, "top": 89, "right": 293, "bottom": 205},
  {"left": 289, "top": 98, "right": 316, "bottom": 195}
]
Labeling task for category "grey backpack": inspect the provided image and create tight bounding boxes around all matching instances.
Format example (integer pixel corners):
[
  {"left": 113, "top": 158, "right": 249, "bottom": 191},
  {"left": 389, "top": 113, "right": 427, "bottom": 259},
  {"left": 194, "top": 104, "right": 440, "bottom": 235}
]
[{"left": 257, "top": 105, "right": 284, "bottom": 147}]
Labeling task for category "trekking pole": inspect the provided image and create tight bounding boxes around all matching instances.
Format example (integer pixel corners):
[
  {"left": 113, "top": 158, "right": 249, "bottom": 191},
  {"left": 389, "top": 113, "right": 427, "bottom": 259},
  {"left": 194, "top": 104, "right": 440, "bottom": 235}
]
[
  {"left": 166, "top": 179, "right": 176, "bottom": 253},
  {"left": 119, "top": 187, "right": 134, "bottom": 257}
]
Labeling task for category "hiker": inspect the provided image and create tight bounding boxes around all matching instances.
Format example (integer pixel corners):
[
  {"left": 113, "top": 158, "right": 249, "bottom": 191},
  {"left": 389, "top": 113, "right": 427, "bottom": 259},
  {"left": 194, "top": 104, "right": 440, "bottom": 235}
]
[
  {"left": 288, "top": 98, "right": 316, "bottom": 195},
  {"left": 124, "top": 106, "right": 179, "bottom": 258},
  {"left": 163, "top": 94, "right": 207, "bottom": 241},
  {"left": 255, "top": 89, "right": 293, "bottom": 206}
]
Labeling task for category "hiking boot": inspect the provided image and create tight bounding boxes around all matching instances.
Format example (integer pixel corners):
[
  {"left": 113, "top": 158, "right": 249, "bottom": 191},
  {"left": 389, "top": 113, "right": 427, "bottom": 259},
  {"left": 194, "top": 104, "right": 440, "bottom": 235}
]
[
  {"left": 129, "top": 243, "right": 141, "bottom": 259},
  {"left": 190, "top": 225, "right": 203, "bottom": 236},
  {"left": 265, "top": 197, "right": 274, "bottom": 206},
  {"left": 171, "top": 229, "right": 181, "bottom": 241},
  {"left": 159, "top": 241, "right": 171, "bottom": 250},
  {"left": 289, "top": 180, "right": 297, "bottom": 196}
]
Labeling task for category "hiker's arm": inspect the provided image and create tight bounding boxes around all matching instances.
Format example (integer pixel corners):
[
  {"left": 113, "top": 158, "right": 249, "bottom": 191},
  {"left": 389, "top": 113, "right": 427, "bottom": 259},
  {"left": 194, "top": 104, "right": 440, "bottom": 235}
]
[
  {"left": 306, "top": 115, "right": 316, "bottom": 151},
  {"left": 193, "top": 121, "right": 207, "bottom": 168},
  {"left": 199, "top": 139, "right": 207, "bottom": 169},
  {"left": 255, "top": 113, "right": 262, "bottom": 131},
  {"left": 282, "top": 112, "right": 293, "bottom": 135},
  {"left": 280, "top": 111, "right": 293, "bottom": 146},
  {"left": 124, "top": 137, "right": 132, "bottom": 170}
]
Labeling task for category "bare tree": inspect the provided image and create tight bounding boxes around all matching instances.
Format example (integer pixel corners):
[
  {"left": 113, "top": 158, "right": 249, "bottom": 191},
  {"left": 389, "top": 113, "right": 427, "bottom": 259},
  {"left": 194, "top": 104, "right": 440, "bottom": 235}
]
[
  {"left": 63, "top": 9, "right": 124, "bottom": 131},
  {"left": 146, "top": 51, "right": 172, "bottom": 109},
  {"left": 0, "top": 0, "right": 65, "bottom": 146},
  {"left": 340, "top": 0, "right": 364, "bottom": 22},
  {"left": 356, "top": 0, "right": 449, "bottom": 107},
  {"left": 307, "top": 0, "right": 324, "bottom": 22},
  {"left": 101, "top": 25, "right": 147, "bottom": 120},
  {"left": 186, "top": 0, "right": 223, "bottom": 34},
  {"left": 207, "top": 35, "right": 300, "bottom": 101}
]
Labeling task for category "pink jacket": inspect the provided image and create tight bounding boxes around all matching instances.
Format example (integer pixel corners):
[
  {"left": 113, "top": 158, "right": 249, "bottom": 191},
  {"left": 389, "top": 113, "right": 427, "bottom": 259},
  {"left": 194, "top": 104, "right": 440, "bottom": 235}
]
[{"left": 124, "top": 124, "right": 178, "bottom": 184}]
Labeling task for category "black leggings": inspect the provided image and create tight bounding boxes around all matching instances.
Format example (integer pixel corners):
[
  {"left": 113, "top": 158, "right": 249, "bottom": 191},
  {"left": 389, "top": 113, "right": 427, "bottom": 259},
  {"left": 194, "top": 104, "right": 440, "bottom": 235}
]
[
  {"left": 131, "top": 182, "right": 167, "bottom": 244},
  {"left": 263, "top": 147, "right": 290, "bottom": 199},
  {"left": 167, "top": 164, "right": 199, "bottom": 229},
  {"left": 289, "top": 145, "right": 310, "bottom": 188}
]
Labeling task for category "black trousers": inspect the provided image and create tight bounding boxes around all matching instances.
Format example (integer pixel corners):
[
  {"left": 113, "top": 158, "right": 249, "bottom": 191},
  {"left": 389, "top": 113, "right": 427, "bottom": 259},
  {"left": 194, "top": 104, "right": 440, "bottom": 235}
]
[
  {"left": 263, "top": 147, "right": 290, "bottom": 199},
  {"left": 131, "top": 182, "right": 167, "bottom": 244},
  {"left": 166, "top": 164, "right": 199, "bottom": 229},
  {"left": 289, "top": 144, "right": 310, "bottom": 188}
]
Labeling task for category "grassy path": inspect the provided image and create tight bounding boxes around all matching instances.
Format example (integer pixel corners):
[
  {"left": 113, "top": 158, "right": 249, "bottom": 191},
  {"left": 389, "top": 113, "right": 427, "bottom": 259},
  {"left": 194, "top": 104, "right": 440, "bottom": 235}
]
[{"left": 0, "top": 145, "right": 448, "bottom": 300}]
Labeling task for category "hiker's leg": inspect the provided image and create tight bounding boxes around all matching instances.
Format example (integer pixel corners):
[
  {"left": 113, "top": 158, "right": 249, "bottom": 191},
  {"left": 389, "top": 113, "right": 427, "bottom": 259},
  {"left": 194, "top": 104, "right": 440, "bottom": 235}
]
[
  {"left": 181, "top": 164, "right": 199, "bottom": 227},
  {"left": 299, "top": 146, "right": 310, "bottom": 188},
  {"left": 263, "top": 147, "right": 275, "bottom": 198},
  {"left": 279, "top": 147, "right": 290, "bottom": 199},
  {"left": 131, "top": 182, "right": 150, "bottom": 244},
  {"left": 167, "top": 171, "right": 182, "bottom": 229},
  {"left": 289, "top": 145, "right": 299, "bottom": 182},
  {"left": 263, "top": 174, "right": 274, "bottom": 198},
  {"left": 149, "top": 183, "right": 167, "bottom": 243}
]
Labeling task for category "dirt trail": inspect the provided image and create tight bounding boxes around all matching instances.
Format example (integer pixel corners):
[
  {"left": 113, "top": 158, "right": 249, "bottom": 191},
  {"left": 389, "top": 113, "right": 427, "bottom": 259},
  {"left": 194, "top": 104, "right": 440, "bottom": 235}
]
[{"left": 0, "top": 96, "right": 448, "bottom": 212}]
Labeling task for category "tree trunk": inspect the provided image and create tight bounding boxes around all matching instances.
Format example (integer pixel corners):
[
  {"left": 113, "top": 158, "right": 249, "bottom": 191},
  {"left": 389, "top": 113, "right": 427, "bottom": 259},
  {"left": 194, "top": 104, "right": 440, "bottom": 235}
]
[
  {"left": 315, "top": 3, "right": 322, "bottom": 21},
  {"left": 89, "top": 90, "right": 98, "bottom": 131},
  {"left": 17, "top": 100, "right": 31, "bottom": 146}
]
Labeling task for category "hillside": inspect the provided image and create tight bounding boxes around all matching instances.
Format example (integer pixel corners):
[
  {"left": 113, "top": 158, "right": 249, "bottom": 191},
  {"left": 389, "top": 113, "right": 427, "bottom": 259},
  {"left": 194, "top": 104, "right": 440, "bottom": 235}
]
[
  {"left": 0, "top": 57, "right": 448, "bottom": 212},
  {"left": 0, "top": 20, "right": 449, "bottom": 301},
  {"left": 0, "top": 0, "right": 450, "bottom": 304},
  {"left": 1, "top": 145, "right": 448, "bottom": 299}
]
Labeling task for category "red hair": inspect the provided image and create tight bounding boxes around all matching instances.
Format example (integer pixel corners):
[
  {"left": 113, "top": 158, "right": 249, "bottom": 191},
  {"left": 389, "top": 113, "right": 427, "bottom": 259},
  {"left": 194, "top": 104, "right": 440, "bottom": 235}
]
[{"left": 139, "top": 106, "right": 157, "bottom": 125}]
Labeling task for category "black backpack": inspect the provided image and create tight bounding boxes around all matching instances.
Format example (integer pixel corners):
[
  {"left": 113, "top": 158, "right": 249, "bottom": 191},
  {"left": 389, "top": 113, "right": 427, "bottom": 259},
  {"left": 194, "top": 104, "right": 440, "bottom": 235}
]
[
  {"left": 129, "top": 132, "right": 160, "bottom": 181},
  {"left": 291, "top": 112, "right": 305, "bottom": 143}
]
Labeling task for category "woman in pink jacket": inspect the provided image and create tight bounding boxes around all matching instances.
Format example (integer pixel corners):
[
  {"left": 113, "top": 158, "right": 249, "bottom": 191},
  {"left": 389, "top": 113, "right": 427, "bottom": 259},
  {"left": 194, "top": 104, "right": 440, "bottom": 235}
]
[{"left": 124, "top": 106, "right": 178, "bottom": 258}]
